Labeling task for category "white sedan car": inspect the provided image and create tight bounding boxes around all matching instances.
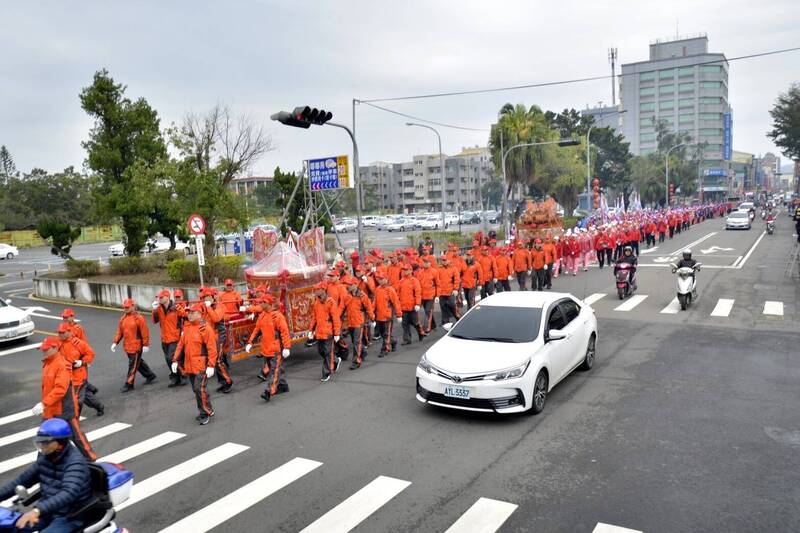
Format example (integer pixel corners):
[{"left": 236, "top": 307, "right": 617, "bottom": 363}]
[
  {"left": 0, "top": 297, "right": 35, "bottom": 343},
  {"left": 386, "top": 218, "right": 415, "bottom": 232},
  {"left": 0, "top": 243, "right": 19, "bottom": 260},
  {"left": 333, "top": 219, "right": 358, "bottom": 233},
  {"left": 416, "top": 291, "right": 597, "bottom": 415}
]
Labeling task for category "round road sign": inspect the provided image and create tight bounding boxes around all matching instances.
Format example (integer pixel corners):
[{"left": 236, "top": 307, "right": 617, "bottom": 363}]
[{"left": 187, "top": 214, "right": 206, "bottom": 235}]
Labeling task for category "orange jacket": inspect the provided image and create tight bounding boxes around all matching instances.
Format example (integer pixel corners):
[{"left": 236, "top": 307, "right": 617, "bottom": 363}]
[
  {"left": 436, "top": 265, "right": 460, "bottom": 296},
  {"left": 67, "top": 323, "right": 88, "bottom": 343},
  {"left": 512, "top": 247, "right": 531, "bottom": 272},
  {"left": 542, "top": 243, "right": 556, "bottom": 264},
  {"left": 374, "top": 285, "right": 402, "bottom": 321},
  {"left": 152, "top": 303, "right": 181, "bottom": 343},
  {"left": 494, "top": 255, "right": 512, "bottom": 279},
  {"left": 173, "top": 321, "right": 218, "bottom": 374},
  {"left": 326, "top": 282, "right": 347, "bottom": 311},
  {"left": 248, "top": 311, "right": 291, "bottom": 357},
  {"left": 59, "top": 337, "right": 94, "bottom": 385},
  {"left": 113, "top": 312, "right": 150, "bottom": 353},
  {"left": 461, "top": 263, "right": 482, "bottom": 289},
  {"left": 309, "top": 297, "right": 342, "bottom": 339},
  {"left": 358, "top": 275, "right": 376, "bottom": 300},
  {"left": 271, "top": 311, "right": 291, "bottom": 349},
  {"left": 530, "top": 249, "right": 546, "bottom": 270},
  {"left": 201, "top": 303, "right": 224, "bottom": 326},
  {"left": 415, "top": 266, "right": 439, "bottom": 300},
  {"left": 477, "top": 255, "right": 495, "bottom": 283},
  {"left": 387, "top": 264, "right": 402, "bottom": 289},
  {"left": 342, "top": 291, "right": 375, "bottom": 328},
  {"left": 397, "top": 275, "right": 422, "bottom": 311},
  {"left": 218, "top": 290, "right": 243, "bottom": 317},
  {"left": 41, "top": 352, "right": 73, "bottom": 419}
]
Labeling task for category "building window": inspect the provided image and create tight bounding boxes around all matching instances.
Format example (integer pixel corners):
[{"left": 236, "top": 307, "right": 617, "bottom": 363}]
[
  {"left": 678, "top": 98, "right": 694, "bottom": 109},
  {"left": 699, "top": 112, "right": 721, "bottom": 121},
  {"left": 678, "top": 67, "right": 694, "bottom": 77},
  {"left": 640, "top": 132, "right": 656, "bottom": 142},
  {"left": 640, "top": 87, "right": 656, "bottom": 96},
  {"left": 640, "top": 71, "right": 655, "bottom": 81},
  {"left": 660, "top": 84, "right": 674, "bottom": 94},
  {"left": 679, "top": 114, "right": 694, "bottom": 124},
  {"left": 699, "top": 128, "right": 722, "bottom": 136},
  {"left": 659, "top": 100, "right": 674, "bottom": 110},
  {"left": 678, "top": 82, "right": 694, "bottom": 93},
  {"left": 699, "top": 97, "right": 722, "bottom": 105},
  {"left": 639, "top": 116, "right": 655, "bottom": 127},
  {"left": 641, "top": 147, "right": 656, "bottom": 155},
  {"left": 701, "top": 81, "right": 721, "bottom": 90},
  {"left": 660, "top": 116, "right": 675, "bottom": 125},
  {"left": 700, "top": 65, "right": 722, "bottom": 74},
  {"left": 640, "top": 102, "right": 656, "bottom": 112},
  {"left": 659, "top": 70, "right": 674, "bottom": 79}
]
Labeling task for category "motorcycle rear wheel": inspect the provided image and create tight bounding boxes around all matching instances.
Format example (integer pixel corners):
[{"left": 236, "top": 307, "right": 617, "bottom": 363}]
[
  {"left": 618, "top": 287, "right": 625, "bottom": 300},
  {"left": 678, "top": 293, "right": 688, "bottom": 310}
]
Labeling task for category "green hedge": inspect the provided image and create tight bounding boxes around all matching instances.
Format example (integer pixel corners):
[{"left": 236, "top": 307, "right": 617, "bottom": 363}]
[
  {"left": 109, "top": 256, "right": 154, "bottom": 275},
  {"left": 167, "top": 256, "right": 244, "bottom": 284},
  {"left": 65, "top": 259, "right": 101, "bottom": 278}
]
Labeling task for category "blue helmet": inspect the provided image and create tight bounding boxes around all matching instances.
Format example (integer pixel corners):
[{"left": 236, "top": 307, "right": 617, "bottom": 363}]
[{"left": 35, "top": 419, "right": 72, "bottom": 442}]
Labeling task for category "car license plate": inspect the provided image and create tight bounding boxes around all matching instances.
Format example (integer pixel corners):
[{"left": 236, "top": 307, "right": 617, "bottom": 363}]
[{"left": 443, "top": 386, "right": 470, "bottom": 400}]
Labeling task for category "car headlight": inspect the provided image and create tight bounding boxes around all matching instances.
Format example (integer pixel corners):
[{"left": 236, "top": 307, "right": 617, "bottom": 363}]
[
  {"left": 485, "top": 360, "right": 530, "bottom": 381},
  {"left": 19, "top": 314, "right": 32, "bottom": 324},
  {"left": 418, "top": 353, "right": 432, "bottom": 373}
]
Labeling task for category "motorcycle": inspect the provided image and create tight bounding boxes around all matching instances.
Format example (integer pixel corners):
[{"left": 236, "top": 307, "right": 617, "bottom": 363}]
[
  {"left": 0, "top": 462, "right": 132, "bottom": 532},
  {"left": 760, "top": 209, "right": 766, "bottom": 220},
  {"left": 748, "top": 210, "right": 755, "bottom": 221},
  {"left": 766, "top": 219, "right": 775, "bottom": 235},
  {"left": 613, "top": 262, "right": 636, "bottom": 300},
  {"left": 671, "top": 262, "right": 702, "bottom": 310}
]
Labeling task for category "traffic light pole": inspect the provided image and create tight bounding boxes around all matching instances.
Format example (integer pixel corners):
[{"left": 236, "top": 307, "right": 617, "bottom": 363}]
[{"left": 326, "top": 120, "right": 364, "bottom": 259}]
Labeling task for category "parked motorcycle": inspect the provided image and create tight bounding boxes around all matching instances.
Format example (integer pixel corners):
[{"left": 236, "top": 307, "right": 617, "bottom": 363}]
[
  {"left": 614, "top": 262, "right": 636, "bottom": 300},
  {"left": 0, "top": 462, "right": 132, "bottom": 533},
  {"left": 671, "top": 262, "right": 702, "bottom": 310}
]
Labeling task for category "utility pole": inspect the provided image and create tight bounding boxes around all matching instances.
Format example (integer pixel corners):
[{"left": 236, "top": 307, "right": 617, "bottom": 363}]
[{"left": 608, "top": 47, "right": 618, "bottom": 106}]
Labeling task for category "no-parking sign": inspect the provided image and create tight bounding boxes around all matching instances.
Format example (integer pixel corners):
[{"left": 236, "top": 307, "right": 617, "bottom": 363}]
[{"left": 187, "top": 214, "right": 206, "bottom": 235}]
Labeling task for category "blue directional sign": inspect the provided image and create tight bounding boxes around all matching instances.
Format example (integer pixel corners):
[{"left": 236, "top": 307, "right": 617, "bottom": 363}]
[
  {"left": 308, "top": 155, "right": 350, "bottom": 191},
  {"left": 723, "top": 112, "right": 732, "bottom": 161}
]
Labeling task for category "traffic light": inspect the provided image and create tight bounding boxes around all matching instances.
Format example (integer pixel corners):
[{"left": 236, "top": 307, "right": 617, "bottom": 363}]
[
  {"left": 558, "top": 138, "right": 581, "bottom": 147},
  {"left": 270, "top": 106, "right": 333, "bottom": 128}
]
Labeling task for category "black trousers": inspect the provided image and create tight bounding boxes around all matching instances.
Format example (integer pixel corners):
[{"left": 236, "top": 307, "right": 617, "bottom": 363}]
[
  {"left": 658, "top": 232, "right": 665, "bottom": 243},
  {"left": 215, "top": 327, "right": 233, "bottom": 386},
  {"left": 402, "top": 310, "right": 424, "bottom": 342},
  {"left": 516, "top": 271, "right": 528, "bottom": 291},
  {"left": 439, "top": 295, "right": 457, "bottom": 324},
  {"left": 463, "top": 288, "right": 477, "bottom": 309},
  {"left": 422, "top": 299, "right": 437, "bottom": 332},
  {"left": 376, "top": 320, "right": 396, "bottom": 354},
  {"left": 532, "top": 268, "right": 546, "bottom": 291},
  {"left": 496, "top": 279, "right": 512, "bottom": 292},
  {"left": 188, "top": 373, "right": 213, "bottom": 416},
  {"left": 348, "top": 326, "right": 366, "bottom": 364},
  {"left": 77, "top": 382, "right": 104, "bottom": 414},
  {"left": 263, "top": 354, "right": 285, "bottom": 395},
  {"left": 480, "top": 281, "right": 495, "bottom": 299},
  {"left": 316, "top": 336, "right": 336, "bottom": 377},
  {"left": 125, "top": 350, "right": 155, "bottom": 386},
  {"left": 545, "top": 263, "right": 553, "bottom": 288},
  {"left": 161, "top": 341, "right": 180, "bottom": 382}
]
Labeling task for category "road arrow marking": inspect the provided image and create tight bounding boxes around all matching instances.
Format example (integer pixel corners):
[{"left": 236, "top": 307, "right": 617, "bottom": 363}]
[
  {"left": 638, "top": 247, "right": 659, "bottom": 254},
  {"left": 653, "top": 256, "right": 675, "bottom": 263},
  {"left": 700, "top": 245, "right": 734, "bottom": 254},
  {"left": 22, "top": 306, "right": 49, "bottom": 314}
]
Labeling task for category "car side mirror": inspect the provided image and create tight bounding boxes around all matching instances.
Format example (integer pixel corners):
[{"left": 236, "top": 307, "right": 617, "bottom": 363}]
[
  {"left": 548, "top": 329, "right": 567, "bottom": 341},
  {"left": 442, "top": 323, "right": 453, "bottom": 332}
]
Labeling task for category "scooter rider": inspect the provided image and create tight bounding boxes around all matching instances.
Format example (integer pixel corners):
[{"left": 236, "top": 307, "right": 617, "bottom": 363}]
[
  {"left": 0, "top": 419, "right": 92, "bottom": 532},
  {"left": 613, "top": 245, "right": 638, "bottom": 290},
  {"left": 674, "top": 248, "right": 697, "bottom": 271}
]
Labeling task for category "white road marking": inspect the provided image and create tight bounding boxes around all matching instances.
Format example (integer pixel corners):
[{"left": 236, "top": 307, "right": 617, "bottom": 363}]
[
  {"left": 638, "top": 247, "right": 658, "bottom": 254},
  {"left": 583, "top": 293, "right": 606, "bottom": 305},
  {"left": 0, "top": 410, "right": 35, "bottom": 427},
  {"left": 613, "top": 295, "right": 648, "bottom": 312},
  {"left": 593, "top": 523, "right": 642, "bottom": 533},
  {"left": 710, "top": 299, "right": 735, "bottom": 317},
  {"left": 735, "top": 230, "right": 766, "bottom": 269},
  {"left": 159, "top": 456, "right": 321, "bottom": 532},
  {"left": 118, "top": 442, "right": 250, "bottom": 512},
  {"left": 300, "top": 475, "right": 411, "bottom": 533},
  {"left": 444, "top": 497, "right": 518, "bottom": 533},
  {"left": 669, "top": 232, "right": 717, "bottom": 255},
  {"left": 0, "top": 417, "right": 86, "bottom": 448},
  {"left": 0, "top": 422, "right": 131, "bottom": 474},
  {"left": 763, "top": 301, "right": 784, "bottom": 316},
  {"left": 660, "top": 297, "right": 681, "bottom": 314},
  {"left": 100, "top": 431, "right": 185, "bottom": 463},
  {"left": 21, "top": 306, "right": 50, "bottom": 314},
  {"left": 0, "top": 343, "right": 41, "bottom": 358},
  {"left": 29, "top": 313, "right": 67, "bottom": 321},
  {"left": 700, "top": 245, "right": 734, "bottom": 254}
]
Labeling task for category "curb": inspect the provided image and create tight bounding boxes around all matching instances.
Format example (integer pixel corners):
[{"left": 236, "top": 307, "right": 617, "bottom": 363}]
[{"left": 26, "top": 293, "right": 122, "bottom": 313}]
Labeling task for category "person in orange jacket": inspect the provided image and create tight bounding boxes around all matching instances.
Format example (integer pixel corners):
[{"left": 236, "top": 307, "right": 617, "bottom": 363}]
[
  {"left": 415, "top": 255, "right": 439, "bottom": 332},
  {"left": 530, "top": 239, "right": 547, "bottom": 291},
  {"left": 512, "top": 240, "right": 532, "bottom": 290},
  {"left": 32, "top": 336, "right": 96, "bottom": 460},
  {"left": 265, "top": 294, "right": 292, "bottom": 391},
  {"left": 57, "top": 322, "right": 104, "bottom": 418},
  {"left": 171, "top": 304, "right": 218, "bottom": 425},
  {"left": 341, "top": 276, "right": 375, "bottom": 369},
  {"left": 151, "top": 289, "right": 185, "bottom": 387},
  {"left": 477, "top": 246, "right": 496, "bottom": 299},
  {"left": 494, "top": 247, "right": 513, "bottom": 292},
  {"left": 308, "top": 282, "right": 342, "bottom": 382},
  {"left": 111, "top": 298, "right": 156, "bottom": 393},
  {"left": 461, "top": 255, "right": 482, "bottom": 309},
  {"left": 354, "top": 264, "right": 376, "bottom": 347},
  {"left": 59, "top": 310, "right": 103, "bottom": 416},
  {"left": 542, "top": 236, "right": 557, "bottom": 290},
  {"left": 436, "top": 254, "right": 460, "bottom": 324},
  {"left": 397, "top": 264, "right": 425, "bottom": 345},
  {"left": 200, "top": 287, "right": 233, "bottom": 393},
  {"left": 218, "top": 279, "right": 243, "bottom": 318},
  {"left": 386, "top": 254, "right": 402, "bottom": 290},
  {"left": 246, "top": 295, "right": 291, "bottom": 402},
  {"left": 373, "top": 274, "right": 402, "bottom": 356}
]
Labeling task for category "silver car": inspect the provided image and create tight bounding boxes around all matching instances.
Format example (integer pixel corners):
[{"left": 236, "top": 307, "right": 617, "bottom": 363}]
[{"left": 725, "top": 211, "right": 751, "bottom": 230}]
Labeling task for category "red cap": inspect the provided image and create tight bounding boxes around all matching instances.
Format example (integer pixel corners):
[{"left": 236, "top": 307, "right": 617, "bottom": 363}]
[
  {"left": 173, "top": 289, "right": 184, "bottom": 299},
  {"left": 61, "top": 308, "right": 75, "bottom": 318},
  {"left": 260, "top": 294, "right": 275, "bottom": 305},
  {"left": 343, "top": 276, "right": 359, "bottom": 287},
  {"left": 335, "top": 260, "right": 346, "bottom": 268},
  {"left": 224, "top": 279, "right": 234, "bottom": 286},
  {"left": 57, "top": 322, "right": 71, "bottom": 334},
  {"left": 40, "top": 337, "right": 60, "bottom": 351},
  {"left": 122, "top": 298, "right": 135, "bottom": 308},
  {"left": 187, "top": 303, "right": 204, "bottom": 313},
  {"left": 157, "top": 289, "right": 171, "bottom": 298}
]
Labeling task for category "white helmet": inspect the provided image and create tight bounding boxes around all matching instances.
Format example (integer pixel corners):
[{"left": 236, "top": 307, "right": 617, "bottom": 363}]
[{"left": 682, "top": 249, "right": 692, "bottom": 260}]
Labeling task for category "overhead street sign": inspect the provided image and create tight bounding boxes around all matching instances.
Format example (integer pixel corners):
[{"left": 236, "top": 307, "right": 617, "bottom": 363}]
[
  {"left": 188, "top": 214, "right": 206, "bottom": 236},
  {"left": 308, "top": 156, "right": 349, "bottom": 191}
]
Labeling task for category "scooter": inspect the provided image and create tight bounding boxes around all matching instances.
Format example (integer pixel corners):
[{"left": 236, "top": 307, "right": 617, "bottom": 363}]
[
  {"left": 671, "top": 262, "right": 702, "bottom": 310},
  {"left": 613, "top": 262, "right": 636, "bottom": 300},
  {"left": 766, "top": 219, "right": 775, "bottom": 235},
  {"left": 0, "top": 462, "right": 132, "bottom": 532},
  {"left": 760, "top": 209, "right": 766, "bottom": 220}
]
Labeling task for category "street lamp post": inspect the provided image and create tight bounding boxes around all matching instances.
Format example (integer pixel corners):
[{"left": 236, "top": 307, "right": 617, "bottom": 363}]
[
  {"left": 406, "top": 123, "right": 445, "bottom": 230},
  {"left": 586, "top": 109, "right": 626, "bottom": 214},
  {"left": 665, "top": 142, "right": 688, "bottom": 207}
]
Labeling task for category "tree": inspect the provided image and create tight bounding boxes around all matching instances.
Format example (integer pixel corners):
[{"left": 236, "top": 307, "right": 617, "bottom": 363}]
[
  {"left": 629, "top": 154, "right": 662, "bottom": 206},
  {"left": 171, "top": 104, "right": 273, "bottom": 255},
  {"left": 767, "top": 83, "right": 800, "bottom": 162},
  {"left": 541, "top": 142, "right": 585, "bottom": 215},
  {"left": 480, "top": 178, "right": 503, "bottom": 209},
  {"left": 544, "top": 108, "right": 593, "bottom": 139},
  {"left": 653, "top": 118, "right": 705, "bottom": 202},
  {"left": 80, "top": 69, "right": 167, "bottom": 256},
  {"left": 36, "top": 220, "right": 82, "bottom": 260},
  {"left": 592, "top": 127, "right": 633, "bottom": 205},
  {"left": 252, "top": 182, "right": 281, "bottom": 215},
  {"left": 0, "top": 145, "right": 16, "bottom": 184}
]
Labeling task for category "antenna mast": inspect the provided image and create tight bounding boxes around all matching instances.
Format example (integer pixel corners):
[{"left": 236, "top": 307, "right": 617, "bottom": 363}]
[{"left": 608, "top": 47, "right": 618, "bottom": 106}]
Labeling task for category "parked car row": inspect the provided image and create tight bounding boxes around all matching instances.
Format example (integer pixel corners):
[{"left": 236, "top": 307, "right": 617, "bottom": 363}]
[{"left": 332, "top": 211, "right": 501, "bottom": 232}]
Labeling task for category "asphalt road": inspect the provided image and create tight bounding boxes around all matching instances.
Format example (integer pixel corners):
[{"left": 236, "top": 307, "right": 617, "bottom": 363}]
[{"left": 0, "top": 214, "right": 798, "bottom": 532}]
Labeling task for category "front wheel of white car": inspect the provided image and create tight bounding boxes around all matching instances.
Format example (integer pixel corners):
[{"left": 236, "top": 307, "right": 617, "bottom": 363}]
[
  {"left": 528, "top": 370, "right": 548, "bottom": 415},
  {"left": 5, "top": 253, "right": 12, "bottom": 260},
  {"left": 580, "top": 334, "right": 596, "bottom": 371}
]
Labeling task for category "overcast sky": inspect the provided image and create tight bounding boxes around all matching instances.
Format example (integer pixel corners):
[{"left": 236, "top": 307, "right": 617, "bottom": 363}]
[{"left": 2, "top": 0, "right": 798, "bottom": 177}]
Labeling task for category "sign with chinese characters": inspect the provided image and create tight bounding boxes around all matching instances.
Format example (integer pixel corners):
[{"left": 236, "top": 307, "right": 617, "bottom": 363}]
[
  {"left": 704, "top": 168, "right": 726, "bottom": 177},
  {"left": 723, "top": 112, "right": 732, "bottom": 161},
  {"left": 308, "top": 156, "right": 349, "bottom": 190}
]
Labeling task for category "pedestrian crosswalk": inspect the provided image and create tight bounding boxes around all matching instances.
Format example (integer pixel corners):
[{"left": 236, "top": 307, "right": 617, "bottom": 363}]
[
  {"left": 584, "top": 293, "right": 792, "bottom": 320},
  {"left": 0, "top": 417, "right": 644, "bottom": 532}
]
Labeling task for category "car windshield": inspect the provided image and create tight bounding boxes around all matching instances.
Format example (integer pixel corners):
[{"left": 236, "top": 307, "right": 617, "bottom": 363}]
[
  {"left": 729, "top": 212, "right": 748, "bottom": 219},
  {"left": 448, "top": 305, "right": 541, "bottom": 343}
]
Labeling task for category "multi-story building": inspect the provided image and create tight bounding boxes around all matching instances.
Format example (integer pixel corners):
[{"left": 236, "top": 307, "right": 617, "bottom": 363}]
[
  {"left": 620, "top": 34, "right": 732, "bottom": 198},
  {"left": 360, "top": 146, "right": 495, "bottom": 213},
  {"left": 759, "top": 152, "right": 781, "bottom": 191},
  {"left": 229, "top": 175, "right": 273, "bottom": 195},
  {"left": 580, "top": 104, "right": 623, "bottom": 134}
]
